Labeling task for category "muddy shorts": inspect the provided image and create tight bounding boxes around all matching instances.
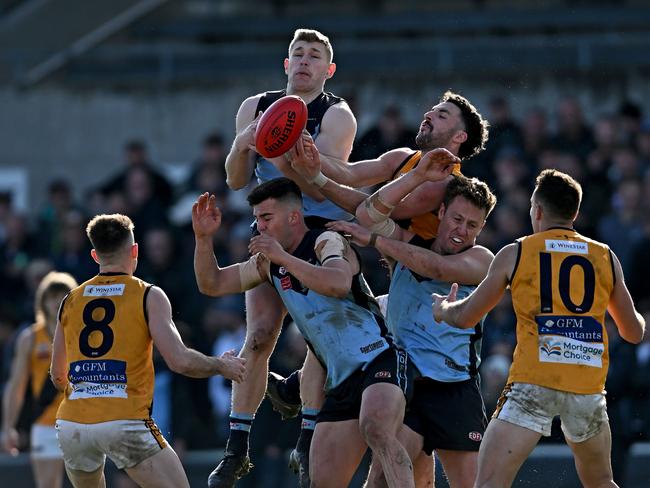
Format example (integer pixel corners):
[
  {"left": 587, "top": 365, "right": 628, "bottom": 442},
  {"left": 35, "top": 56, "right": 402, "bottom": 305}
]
[
  {"left": 56, "top": 418, "right": 167, "bottom": 471},
  {"left": 493, "top": 383, "right": 608, "bottom": 443}
]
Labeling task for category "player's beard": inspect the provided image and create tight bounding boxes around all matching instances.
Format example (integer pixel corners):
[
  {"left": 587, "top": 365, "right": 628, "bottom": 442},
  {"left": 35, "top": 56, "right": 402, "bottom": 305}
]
[{"left": 415, "top": 126, "right": 456, "bottom": 152}]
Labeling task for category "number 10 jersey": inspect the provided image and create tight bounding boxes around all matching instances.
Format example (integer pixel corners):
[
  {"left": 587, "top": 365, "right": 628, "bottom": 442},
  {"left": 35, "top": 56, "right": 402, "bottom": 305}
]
[
  {"left": 508, "top": 227, "right": 615, "bottom": 395},
  {"left": 56, "top": 272, "right": 154, "bottom": 423}
]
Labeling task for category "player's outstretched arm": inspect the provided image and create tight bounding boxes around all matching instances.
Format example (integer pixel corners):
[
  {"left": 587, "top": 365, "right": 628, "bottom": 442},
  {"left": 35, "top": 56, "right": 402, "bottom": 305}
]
[
  {"left": 607, "top": 251, "right": 645, "bottom": 344},
  {"left": 192, "top": 193, "right": 264, "bottom": 296},
  {"left": 355, "top": 148, "right": 458, "bottom": 229},
  {"left": 2, "top": 328, "right": 32, "bottom": 454},
  {"left": 147, "top": 286, "right": 246, "bottom": 381},
  {"left": 225, "top": 96, "right": 262, "bottom": 190},
  {"left": 433, "top": 243, "right": 516, "bottom": 328}
]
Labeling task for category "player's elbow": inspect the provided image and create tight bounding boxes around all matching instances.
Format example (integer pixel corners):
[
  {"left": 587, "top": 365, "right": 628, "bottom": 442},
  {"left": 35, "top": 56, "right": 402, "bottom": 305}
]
[
  {"left": 50, "top": 371, "right": 67, "bottom": 392},
  {"left": 195, "top": 277, "right": 222, "bottom": 297},
  {"left": 226, "top": 176, "right": 246, "bottom": 191},
  {"left": 166, "top": 353, "right": 191, "bottom": 375},
  {"left": 623, "top": 324, "right": 645, "bottom": 344},
  {"left": 331, "top": 276, "right": 353, "bottom": 298}
]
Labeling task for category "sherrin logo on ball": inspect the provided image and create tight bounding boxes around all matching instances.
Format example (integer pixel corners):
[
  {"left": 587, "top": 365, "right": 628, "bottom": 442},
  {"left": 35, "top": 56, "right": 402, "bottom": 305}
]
[{"left": 255, "top": 95, "right": 308, "bottom": 159}]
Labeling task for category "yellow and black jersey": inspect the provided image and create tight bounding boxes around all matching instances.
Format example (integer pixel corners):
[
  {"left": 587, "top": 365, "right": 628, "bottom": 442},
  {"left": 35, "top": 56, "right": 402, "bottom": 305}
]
[
  {"left": 508, "top": 227, "right": 615, "bottom": 394},
  {"left": 391, "top": 150, "right": 462, "bottom": 239},
  {"left": 56, "top": 273, "right": 154, "bottom": 423},
  {"left": 29, "top": 322, "right": 62, "bottom": 426}
]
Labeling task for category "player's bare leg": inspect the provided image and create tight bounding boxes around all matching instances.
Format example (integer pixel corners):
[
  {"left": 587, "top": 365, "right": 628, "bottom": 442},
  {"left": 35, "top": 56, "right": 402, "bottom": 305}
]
[
  {"left": 474, "top": 419, "right": 540, "bottom": 488},
  {"left": 436, "top": 449, "right": 477, "bottom": 488},
  {"left": 124, "top": 446, "right": 190, "bottom": 488},
  {"left": 65, "top": 464, "right": 106, "bottom": 488},
  {"left": 566, "top": 422, "right": 618, "bottom": 488},
  {"left": 208, "top": 282, "right": 286, "bottom": 488},
  {"left": 32, "top": 458, "right": 64, "bottom": 488},
  {"left": 359, "top": 383, "right": 414, "bottom": 488},
  {"left": 310, "top": 419, "right": 368, "bottom": 488},
  {"left": 365, "top": 425, "right": 424, "bottom": 488},
  {"left": 413, "top": 452, "right": 434, "bottom": 488}
]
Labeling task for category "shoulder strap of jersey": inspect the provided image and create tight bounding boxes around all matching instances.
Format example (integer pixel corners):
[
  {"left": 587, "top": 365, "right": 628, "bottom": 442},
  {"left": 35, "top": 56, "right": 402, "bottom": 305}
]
[
  {"left": 390, "top": 151, "right": 420, "bottom": 181},
  {"left": 255, "top": 90, "right": 287, "bottom": 115},
  {"left": 320, "top": 91, "right": 345, "bottom": 108},
  {"left": 508, "top": 239, "right": 523, "bottom": 284}
]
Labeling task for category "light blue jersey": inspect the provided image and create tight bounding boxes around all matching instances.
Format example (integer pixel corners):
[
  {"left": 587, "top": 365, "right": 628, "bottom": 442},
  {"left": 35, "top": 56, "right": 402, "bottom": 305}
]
[
  {"left": 269, "top": 229, "right": 389, "bottom": 390},
  {"left": 387, "top": 252, "right": 484, "bottom": 382},
  {"left": 254, "top": 90, "right": 352, "bottom": 221}
]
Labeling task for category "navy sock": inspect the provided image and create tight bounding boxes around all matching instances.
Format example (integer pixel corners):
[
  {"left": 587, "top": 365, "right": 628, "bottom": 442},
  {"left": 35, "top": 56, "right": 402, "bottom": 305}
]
[
  {"left": 226, "top": 413, "right": 253, "bottom": 456},
  {"left": 296, "top": 408, "right": 318, "bottom": 453}
]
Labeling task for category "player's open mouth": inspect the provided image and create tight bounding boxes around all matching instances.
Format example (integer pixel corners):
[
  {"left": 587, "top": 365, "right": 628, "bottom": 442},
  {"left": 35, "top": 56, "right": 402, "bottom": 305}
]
[
  {"left": 420, "top": 121, "right": 433, "bottom": 132},
  {"left": 451, "top": 237, "right": 463, "bottom": 245}
]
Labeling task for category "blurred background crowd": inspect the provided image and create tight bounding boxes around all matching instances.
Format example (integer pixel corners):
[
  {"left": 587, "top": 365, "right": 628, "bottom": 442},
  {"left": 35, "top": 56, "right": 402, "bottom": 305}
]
[{"left": 2, "top": 0, "right": 650, "bottom": 486}]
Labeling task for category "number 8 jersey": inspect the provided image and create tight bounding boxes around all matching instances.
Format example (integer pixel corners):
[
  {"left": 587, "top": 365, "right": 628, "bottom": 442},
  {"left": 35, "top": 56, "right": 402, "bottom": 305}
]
[
  {"left": 56, "top": 273, "right": 154, "bottom": 423},
  {"left": 508, "top": 227, "right": 615, "bottom": 395}
]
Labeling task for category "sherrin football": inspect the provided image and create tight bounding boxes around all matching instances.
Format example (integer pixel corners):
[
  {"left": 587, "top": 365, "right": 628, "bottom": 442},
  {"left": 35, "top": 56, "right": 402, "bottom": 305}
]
[{"left": 255, "top": 95, "right": 308, "bottom": 159}]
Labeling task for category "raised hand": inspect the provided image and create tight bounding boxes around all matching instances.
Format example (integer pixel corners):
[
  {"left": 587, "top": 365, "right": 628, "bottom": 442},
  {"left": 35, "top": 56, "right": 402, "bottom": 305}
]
[
  {"left": 415, "top": 148, "right": 461, "bottom": 182},
  {"left": 217, "top": 349, "right": 247, "bottom": 383},
  {"left": 248, "top": 234, "right": 288, "bottom": 263},
  {"left": 432, "top": 283, "right": 458, "bottom": 323},
  {"left": 192, "top": 193, "right": 223, "bottom": 238},
  {"left": 288, "top": 132, "right": 322, "bottom": 181},
  {"left": 234, "top": 111, "right": 263, "bottom": 152},
  {"left": 327, "top": 220, "right": 372, "bottom": 246}
]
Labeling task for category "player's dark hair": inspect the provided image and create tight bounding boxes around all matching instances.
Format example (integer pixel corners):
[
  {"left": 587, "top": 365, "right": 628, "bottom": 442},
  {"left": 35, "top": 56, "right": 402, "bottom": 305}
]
[
  {"left": 290, "top": 28, "right": 333, "bottom": 62},
  {"left": 535, "top": 169, "right": 582, "bottom": 220},
  {"left": 86, "top": 214, "right": 135, "bottom": 256},
  {"left": 440, "top": 91, "right": 489, "bottom": 160},
  {"left": 35, "top": 271, "right": 78, "bottom": 323},
  {"left": 247, "top": 177, "right": 303, "bottom": 208},
  {"left": 443, "top": 175, "right": 497, "bottom": 218}
]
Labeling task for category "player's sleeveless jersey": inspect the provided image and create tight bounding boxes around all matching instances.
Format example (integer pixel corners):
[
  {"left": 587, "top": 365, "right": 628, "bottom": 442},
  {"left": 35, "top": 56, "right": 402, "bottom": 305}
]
[
  {"left": 508, "top": 227, "right": 615, "bottom": 394},
  {"left": 386, "top": 236, "right": 483, "bottom": 382},
  {"left": 255, "top": 90, "right": 351, "bottom": 221},
  {"left": 56, "top": 273, "right": 154, "bottom": 423},
  {"left": 30, "top": 323, "right": 63, "bottom": 426},
  {"left": 268, "top": 229, "right": 389, "bottom": 390},
  {"left": 391, "top": 151, "right": 462, "bottom": 239}
]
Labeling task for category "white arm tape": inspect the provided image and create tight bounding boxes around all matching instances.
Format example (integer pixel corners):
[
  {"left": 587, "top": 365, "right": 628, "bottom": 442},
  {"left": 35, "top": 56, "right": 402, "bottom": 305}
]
[
  {"left": 365, "top": 198, "right": 392, "bottom": 223},
  {"left": 315, "top": 232, "right": 347, "bottom": 263},
  {"left": 368, "top": 218, "right": 397, "bottom": 237},
  {"left": 238, "top": 254, "right": 268, "bottom": 291}
]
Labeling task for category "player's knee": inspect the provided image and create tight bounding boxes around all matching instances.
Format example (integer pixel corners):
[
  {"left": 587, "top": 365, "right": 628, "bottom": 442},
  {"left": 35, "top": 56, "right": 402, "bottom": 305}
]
[{"left": 243, "top": 327, "right": 277, "bottom": 355}]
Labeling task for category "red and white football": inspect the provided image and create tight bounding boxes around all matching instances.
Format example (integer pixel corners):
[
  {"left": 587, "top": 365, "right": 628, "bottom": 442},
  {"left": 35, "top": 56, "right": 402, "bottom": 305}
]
[{"left": 255, "top": 95, "right": 308, "bottom": 159}]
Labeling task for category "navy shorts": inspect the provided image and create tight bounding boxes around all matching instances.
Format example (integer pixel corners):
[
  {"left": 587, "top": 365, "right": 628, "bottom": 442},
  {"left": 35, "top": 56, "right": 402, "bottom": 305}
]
[
  {"left": 404, "top": 377, "right": 487, "bottom": 453},
  {"left": 317, "top": 347, "right": 416, "bottom": 423}
]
